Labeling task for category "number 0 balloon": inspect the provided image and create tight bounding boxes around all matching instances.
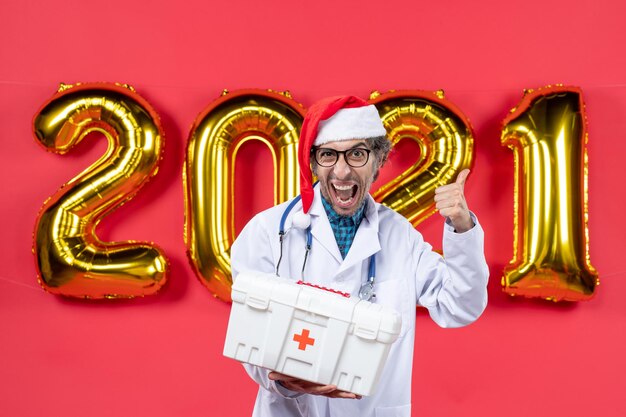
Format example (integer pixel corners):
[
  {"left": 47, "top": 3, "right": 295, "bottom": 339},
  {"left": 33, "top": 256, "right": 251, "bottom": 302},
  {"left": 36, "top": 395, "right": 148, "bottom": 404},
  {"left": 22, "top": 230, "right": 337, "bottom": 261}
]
[
  {"left": 184, "top": 89, "right": 305, "bottom": 301},
  {"left": 32, "top": 83, "right": 168, "bottom": 299}
]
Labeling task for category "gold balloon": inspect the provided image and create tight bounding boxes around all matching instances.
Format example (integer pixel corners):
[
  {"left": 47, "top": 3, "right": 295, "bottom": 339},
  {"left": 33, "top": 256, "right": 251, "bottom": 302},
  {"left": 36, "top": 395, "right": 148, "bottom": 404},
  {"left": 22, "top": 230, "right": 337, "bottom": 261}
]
[
  {"left": 184, "top": 89, "right": 305, "bottom": 301},
  {"left": 501, "top": 85, "right": 599, "bottom": 301},
  {"left": 33, "top": 83, "right": 168, "bottom": 299},
  {"left": 370, "top": 90, "right": 474, "bottom": 225}
]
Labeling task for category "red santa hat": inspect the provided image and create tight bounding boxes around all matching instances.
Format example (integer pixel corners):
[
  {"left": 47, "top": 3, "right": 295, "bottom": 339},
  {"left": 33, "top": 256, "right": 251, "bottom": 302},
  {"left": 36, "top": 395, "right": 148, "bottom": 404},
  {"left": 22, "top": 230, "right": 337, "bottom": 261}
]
[{"left": 292, "top": 95, "right": 387, "bottom": 229}]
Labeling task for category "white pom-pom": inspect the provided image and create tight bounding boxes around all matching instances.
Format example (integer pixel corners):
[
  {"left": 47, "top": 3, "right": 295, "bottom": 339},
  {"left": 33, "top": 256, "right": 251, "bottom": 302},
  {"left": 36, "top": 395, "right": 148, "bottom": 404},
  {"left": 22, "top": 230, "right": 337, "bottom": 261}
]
[{"left": 292, "top": 210, "right": 311, "bottom": 229}]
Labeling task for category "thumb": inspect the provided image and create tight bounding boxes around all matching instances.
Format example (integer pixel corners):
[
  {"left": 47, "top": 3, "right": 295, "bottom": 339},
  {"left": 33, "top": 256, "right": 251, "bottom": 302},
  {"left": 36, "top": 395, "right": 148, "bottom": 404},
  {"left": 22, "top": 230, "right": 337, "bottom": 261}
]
[{"left": 455, "top": 169, "right": 470, "bottom": 188}]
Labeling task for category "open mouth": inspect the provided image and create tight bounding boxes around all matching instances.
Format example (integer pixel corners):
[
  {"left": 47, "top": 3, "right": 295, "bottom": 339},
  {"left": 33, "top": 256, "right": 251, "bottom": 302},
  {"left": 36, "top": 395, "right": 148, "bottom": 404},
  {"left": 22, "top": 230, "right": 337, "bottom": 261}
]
[{"left": 331, "top": 183, "right": 358, "bottom": 207}]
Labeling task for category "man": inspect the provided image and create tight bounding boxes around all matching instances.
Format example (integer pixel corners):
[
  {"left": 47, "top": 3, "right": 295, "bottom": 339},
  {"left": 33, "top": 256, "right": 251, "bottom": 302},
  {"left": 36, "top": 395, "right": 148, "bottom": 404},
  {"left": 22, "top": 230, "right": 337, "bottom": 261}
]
[{"left": 230, "top": 95, "right": 489, "bottom": 417}]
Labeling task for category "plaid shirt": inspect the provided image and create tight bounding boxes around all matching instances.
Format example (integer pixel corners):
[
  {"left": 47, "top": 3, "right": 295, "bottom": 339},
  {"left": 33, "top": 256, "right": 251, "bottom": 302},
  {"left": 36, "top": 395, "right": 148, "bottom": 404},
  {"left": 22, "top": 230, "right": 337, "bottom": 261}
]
[{"left": 321, "top": 196, "right": 367, "bottom": 259}]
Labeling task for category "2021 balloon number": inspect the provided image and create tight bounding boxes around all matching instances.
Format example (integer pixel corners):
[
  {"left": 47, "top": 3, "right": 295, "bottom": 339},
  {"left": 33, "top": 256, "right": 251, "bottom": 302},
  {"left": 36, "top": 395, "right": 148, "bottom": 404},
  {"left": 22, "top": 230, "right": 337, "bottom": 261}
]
[{"left": 32, "top": 83, "right": 598, "bottom": 302}]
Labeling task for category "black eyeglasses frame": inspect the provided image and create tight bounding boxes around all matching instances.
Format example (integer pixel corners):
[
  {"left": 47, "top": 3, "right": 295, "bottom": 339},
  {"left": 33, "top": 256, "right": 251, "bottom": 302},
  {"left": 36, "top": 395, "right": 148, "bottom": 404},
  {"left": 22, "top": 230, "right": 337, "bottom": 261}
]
[{"left": 311, "top": 147, "right": 372, "bottom": 168}]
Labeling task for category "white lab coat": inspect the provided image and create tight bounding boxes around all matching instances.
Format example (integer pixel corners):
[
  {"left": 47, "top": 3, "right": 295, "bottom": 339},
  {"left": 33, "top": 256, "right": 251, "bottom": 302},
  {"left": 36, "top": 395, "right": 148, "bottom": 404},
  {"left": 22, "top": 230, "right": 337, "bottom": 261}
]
[{"left": 230, "top": 185, "right": 489, "bottom": 417}]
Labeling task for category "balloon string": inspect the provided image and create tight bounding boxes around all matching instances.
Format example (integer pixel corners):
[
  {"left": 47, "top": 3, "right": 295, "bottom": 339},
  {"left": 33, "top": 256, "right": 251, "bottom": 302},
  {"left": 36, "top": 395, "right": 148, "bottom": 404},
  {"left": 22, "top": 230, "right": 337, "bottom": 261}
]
[
  {"left": 3, "top": 79, "right": 626, "bottom": 91},
  {"left": 0, "top": 275, "right": 41, "bottom": 291},
  {"left": 597, "top": 270, "right": 626, "bottom": 279}
]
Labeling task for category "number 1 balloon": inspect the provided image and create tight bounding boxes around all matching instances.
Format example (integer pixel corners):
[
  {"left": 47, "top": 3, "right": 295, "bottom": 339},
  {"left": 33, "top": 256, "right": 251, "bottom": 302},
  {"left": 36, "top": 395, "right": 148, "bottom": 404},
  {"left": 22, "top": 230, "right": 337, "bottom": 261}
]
[{"left": 501, "top": 85, "right": 598, "bottom": 301}]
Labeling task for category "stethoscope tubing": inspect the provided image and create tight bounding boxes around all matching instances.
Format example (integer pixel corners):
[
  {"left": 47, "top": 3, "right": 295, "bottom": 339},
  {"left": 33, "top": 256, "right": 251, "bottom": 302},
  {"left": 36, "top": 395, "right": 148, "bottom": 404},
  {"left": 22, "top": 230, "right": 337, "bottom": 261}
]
[{"left": 276, "top": 193, "right": 376, "bottom": 301}]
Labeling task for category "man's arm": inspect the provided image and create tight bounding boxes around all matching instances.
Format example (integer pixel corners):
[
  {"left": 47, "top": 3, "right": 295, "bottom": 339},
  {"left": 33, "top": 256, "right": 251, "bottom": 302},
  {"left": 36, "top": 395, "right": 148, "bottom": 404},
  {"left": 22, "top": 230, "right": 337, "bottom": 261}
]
[
  {"left": 231, "top": 214, "right": 294, "bottom": 397},
  {"left": 415, "top": 169, "right": 489, "bottom": 327}
]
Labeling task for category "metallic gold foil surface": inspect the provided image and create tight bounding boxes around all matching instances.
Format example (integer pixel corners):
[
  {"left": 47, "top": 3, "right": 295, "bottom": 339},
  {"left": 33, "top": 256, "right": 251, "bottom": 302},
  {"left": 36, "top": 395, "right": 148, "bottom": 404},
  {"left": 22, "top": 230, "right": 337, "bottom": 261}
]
[
  {"left": 501, "top": 85, "right": 598, "bottom": 301},
  {"left": 32, "top": 83, "right": 168, "bottom": 299},
  {"left": 184, "top": 89, "right": 304, "bottom": 301},
  {"left": 370, "top": 90, "right": 474, "bottom": 226}
]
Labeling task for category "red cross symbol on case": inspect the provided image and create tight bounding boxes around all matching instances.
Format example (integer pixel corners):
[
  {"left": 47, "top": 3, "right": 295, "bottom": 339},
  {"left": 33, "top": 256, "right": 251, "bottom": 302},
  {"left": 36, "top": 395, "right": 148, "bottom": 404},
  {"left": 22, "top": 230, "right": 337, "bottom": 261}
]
[{"left": 293, "top": 329, "right": 315, "bottom": 351}]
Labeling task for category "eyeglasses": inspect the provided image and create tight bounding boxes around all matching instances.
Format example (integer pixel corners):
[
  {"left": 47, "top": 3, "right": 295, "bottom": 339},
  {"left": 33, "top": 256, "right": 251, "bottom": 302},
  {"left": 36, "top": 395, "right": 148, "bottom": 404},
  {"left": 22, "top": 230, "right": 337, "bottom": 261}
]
[{"left": 313, "top": 147, "right": 372, "bottom": 168}]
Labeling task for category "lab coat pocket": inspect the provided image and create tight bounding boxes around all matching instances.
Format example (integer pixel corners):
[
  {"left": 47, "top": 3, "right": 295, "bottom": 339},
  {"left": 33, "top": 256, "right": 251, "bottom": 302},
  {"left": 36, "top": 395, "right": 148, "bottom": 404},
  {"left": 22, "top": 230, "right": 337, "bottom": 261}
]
[
  {"left": 375, "top": 403, "right": 411, "bottom": 417},
  {"left": 373, "top": 278, "right": 412, "bottom": 338}
]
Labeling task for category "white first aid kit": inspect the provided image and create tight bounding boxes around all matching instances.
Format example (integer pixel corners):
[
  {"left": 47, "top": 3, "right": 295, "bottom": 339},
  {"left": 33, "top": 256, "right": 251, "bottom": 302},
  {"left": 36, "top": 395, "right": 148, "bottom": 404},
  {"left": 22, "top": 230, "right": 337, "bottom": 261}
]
[{"left": 223, "top": 272, "right": 402, "bottom": 396}]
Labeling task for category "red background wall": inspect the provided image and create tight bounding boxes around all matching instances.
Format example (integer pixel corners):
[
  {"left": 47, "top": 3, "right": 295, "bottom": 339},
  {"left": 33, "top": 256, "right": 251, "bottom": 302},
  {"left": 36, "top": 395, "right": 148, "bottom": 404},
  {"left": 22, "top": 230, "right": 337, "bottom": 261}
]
[{"left": 1, "top": 1, "right": 624, "bottom": 416}]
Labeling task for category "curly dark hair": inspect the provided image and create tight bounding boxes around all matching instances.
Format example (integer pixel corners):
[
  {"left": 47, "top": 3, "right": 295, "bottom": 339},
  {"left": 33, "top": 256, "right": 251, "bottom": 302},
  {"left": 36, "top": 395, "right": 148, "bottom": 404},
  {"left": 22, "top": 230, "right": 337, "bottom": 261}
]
[{"left": 365, "top": 136, "right": 392, "bottom": 167}]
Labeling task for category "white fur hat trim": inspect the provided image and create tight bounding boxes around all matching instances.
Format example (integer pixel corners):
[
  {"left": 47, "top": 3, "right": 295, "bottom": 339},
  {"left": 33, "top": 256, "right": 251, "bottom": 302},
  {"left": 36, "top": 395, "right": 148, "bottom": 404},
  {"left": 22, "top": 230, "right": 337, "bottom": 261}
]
[
  {"left": 292, "top": 210, "right": 311, "bottom": 229},
  {"left": 314, "top": 105, "right": 386, "bottom": 145}
]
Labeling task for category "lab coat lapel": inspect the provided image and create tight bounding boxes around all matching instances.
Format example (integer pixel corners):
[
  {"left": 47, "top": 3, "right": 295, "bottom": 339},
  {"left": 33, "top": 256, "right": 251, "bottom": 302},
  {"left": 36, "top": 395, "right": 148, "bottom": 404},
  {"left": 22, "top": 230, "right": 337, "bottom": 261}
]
[
  {"left": 309, "top": 187, "right": 343, "bottom": 263},
  {"left": 338, "top": 195, "right": 381, "bottom": 274}
]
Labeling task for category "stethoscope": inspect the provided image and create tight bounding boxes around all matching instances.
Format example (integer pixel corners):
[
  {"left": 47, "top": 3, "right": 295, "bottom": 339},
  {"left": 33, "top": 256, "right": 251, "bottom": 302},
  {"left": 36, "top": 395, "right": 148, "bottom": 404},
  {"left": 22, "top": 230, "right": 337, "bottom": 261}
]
[{"left": 275, "top": 193, "right": 376, "bottom": 302}]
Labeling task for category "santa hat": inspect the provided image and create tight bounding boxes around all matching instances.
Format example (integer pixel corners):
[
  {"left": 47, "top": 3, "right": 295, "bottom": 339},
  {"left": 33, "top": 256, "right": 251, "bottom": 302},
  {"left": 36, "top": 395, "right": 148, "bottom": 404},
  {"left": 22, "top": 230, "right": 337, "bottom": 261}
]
[{"left": 292, "top": 96, "right": 387, "bottom": 229}]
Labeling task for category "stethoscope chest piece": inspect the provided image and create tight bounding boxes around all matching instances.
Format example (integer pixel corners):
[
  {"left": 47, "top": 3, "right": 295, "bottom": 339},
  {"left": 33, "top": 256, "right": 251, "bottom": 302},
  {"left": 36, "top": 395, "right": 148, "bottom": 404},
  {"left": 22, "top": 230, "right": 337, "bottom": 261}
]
[{"left": 358, "top": 282, "right": 375, "bottom": 302}]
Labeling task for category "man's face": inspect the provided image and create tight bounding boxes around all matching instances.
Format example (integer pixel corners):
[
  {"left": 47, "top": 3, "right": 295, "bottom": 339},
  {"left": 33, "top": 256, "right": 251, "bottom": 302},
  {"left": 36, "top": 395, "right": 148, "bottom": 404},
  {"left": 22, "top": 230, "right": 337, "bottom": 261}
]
[{"left": 313, "top": 139, "right": 380, "bottom": 217}]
